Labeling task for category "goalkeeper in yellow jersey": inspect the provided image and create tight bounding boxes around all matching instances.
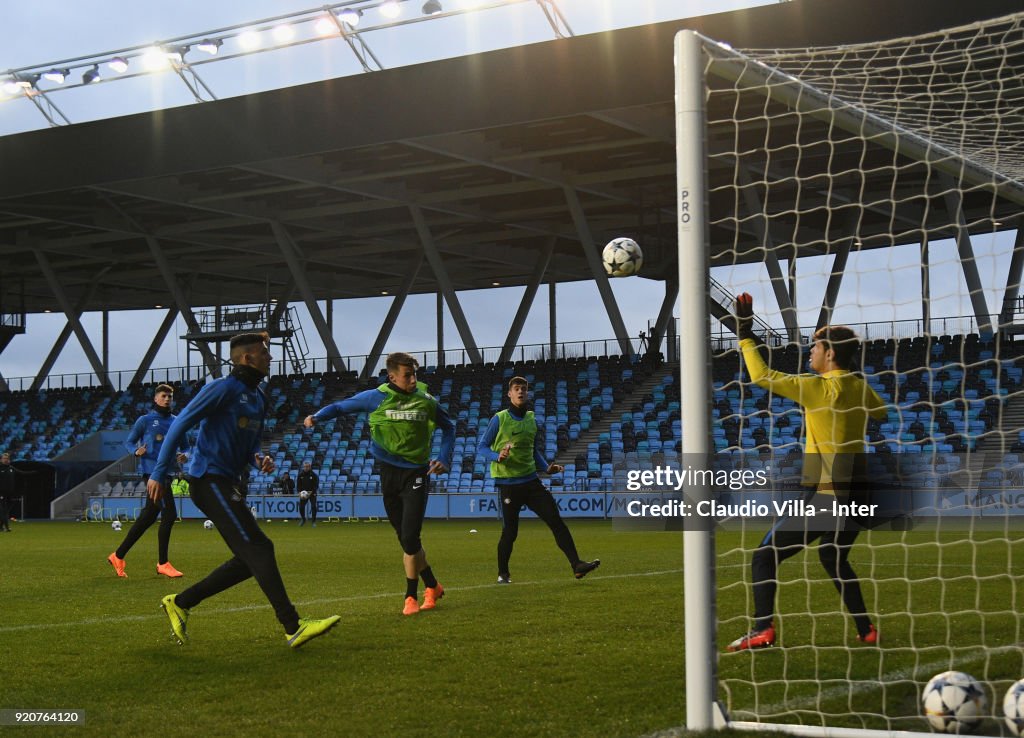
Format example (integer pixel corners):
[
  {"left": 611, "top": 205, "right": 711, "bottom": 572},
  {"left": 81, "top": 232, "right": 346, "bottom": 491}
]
[{"left": 727, "top": 293, "right": 888, "bottom": 651}]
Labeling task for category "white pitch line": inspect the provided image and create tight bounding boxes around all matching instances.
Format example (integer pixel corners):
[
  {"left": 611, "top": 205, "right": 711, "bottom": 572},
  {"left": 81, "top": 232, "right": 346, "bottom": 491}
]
[{"left": 0, "top": 567, "right": 684, "bottom": 634}]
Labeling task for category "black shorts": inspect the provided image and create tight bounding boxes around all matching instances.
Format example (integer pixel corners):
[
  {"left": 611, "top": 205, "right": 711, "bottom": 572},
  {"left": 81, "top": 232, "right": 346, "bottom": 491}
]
[{"left": 378, "top": 463, "right": 430, "bottom": 554}]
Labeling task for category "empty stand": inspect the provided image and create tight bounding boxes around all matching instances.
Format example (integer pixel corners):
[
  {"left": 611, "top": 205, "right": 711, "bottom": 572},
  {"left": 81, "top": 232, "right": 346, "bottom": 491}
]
[{"left": 5, "top": 335, "right": 1024, "bottom": 502}]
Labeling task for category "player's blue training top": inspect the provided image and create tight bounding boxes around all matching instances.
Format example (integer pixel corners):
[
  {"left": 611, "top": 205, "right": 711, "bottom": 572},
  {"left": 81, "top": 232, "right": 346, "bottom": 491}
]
[
  {"left": 151, "top": 367, "right": 267, "bottom": 485},
  {"left": 477, "top": 405, "right": 549, "bottom": 485},
  {"left": 124, "top": 409, "right": 189, "bottom": 475},
  {"left": 313, "top": 385, "right": 455, "bottom": 469}
]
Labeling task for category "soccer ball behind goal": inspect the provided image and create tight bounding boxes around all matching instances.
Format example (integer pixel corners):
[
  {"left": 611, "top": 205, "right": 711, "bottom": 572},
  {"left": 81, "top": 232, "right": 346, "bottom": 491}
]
[
  {"left": 203, "top": 519, "right": 214, "bottom": 530},
  {"left": 1004, "top": 679, "right": 1024, "bottom": 737},
  {"left": 922, "top": 671, "right": 987, "bottom": 733},
  {"left": 111, "top": 520, "right": 121, "bottom": 532},
  {"left": 601, "top": 237, "right": 643, "bottom": 277}
]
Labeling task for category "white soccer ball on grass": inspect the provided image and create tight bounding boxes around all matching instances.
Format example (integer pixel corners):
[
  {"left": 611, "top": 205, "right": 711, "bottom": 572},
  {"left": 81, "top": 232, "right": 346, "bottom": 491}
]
[
  {"left": 1004, "top": 679, "right": 1024, "bottom": 736},
  {"left": 922, "top": 671, "right": 987, "bottom": 733}
]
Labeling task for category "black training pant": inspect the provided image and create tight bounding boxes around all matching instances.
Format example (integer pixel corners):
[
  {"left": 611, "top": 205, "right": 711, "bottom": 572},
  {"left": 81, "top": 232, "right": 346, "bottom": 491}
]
[
  {"left": 497, "top": 479, "right": 580, "bottom": 577},
  {"left": 299, "top": 494, "right": 318, "bottom": 523},
  {"left": 0, "top": 495, "right": 9, "bottom": 530},
  {"left": 378, "top": 463, "right": 429, "bottom": 555},
  {"left": 177, "top": 475, "right": 299, "bottom": 633},
  {"left": 116, "top": 479, "right": 177, "bottom": 564},
  {"left": 752, "top": 495, "right": 870, "bottom": 634}
]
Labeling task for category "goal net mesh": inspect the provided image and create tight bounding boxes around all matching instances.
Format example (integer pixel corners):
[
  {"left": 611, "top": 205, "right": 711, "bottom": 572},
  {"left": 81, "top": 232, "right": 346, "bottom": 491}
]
[{"left": 688, "top": 11, "right": 1024, "bottom": 733}]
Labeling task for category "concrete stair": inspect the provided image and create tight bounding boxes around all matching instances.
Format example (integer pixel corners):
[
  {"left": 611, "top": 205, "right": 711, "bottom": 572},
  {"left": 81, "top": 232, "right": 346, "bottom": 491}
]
[
  {"left": 968, "top": 391, "right": 1024, "bottom": 473},
  {"left": 557, "top": 361, "right": 679, "bottom": 465}
]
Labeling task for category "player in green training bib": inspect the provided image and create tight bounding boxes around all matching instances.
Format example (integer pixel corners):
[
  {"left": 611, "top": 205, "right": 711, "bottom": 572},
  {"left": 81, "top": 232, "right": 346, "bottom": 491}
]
[
  {"left": 306, "top": 352, "right": 455, "bottom": 616},
  {"left": 478, "top": 376, "right": 600, "bottom": 583}
]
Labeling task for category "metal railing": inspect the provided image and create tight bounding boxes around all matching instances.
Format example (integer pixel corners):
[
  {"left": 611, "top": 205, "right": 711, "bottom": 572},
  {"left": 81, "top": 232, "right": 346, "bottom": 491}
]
[
  {"left": 0, "top": 313, "right": 25, "bottom": 329},
  {"left": 0, "top": 336, "right": 652, "bottom": 393},
  {"left": 706, "top": 315, "right": 991, "bottom": 352}
]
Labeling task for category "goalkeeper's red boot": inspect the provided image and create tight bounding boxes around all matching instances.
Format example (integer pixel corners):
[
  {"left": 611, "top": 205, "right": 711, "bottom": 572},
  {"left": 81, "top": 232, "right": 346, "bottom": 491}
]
[
  {"left": 858, "top": 624, "right": 879, "bottom": 644},
  {"left": 727, "top": 623, "right": 776, "bottom": 652},
  {"left": 403, "top": 596, "right": 420, "bottom": 616}
]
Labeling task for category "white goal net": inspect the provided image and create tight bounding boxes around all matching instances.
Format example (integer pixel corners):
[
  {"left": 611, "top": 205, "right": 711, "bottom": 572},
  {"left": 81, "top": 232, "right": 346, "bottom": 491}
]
[{"left": 676, "top": 12, "right": 1024, "bottom": 737}]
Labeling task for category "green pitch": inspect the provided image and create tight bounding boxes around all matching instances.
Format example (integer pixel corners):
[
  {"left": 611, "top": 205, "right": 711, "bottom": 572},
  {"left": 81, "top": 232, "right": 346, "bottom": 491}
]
[
  {"left": 2, "top": 520, "right": 684, "bottom": 737},
  {"left": 2, "top": 520, "right": 1020, "bottom": 737}
]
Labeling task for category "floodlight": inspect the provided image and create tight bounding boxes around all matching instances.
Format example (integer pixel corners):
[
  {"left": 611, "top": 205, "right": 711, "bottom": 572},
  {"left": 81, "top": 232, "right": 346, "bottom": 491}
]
[
  {"left": 142, "top": 47, "right": 169, "bottom": 71},
  {"left": 314, "top": 17, "right": 337, "bottom": 35},
  {"left": 2, "top": 78, "right": 21, "bottom": 94},
  {"left": 108, "top": 57, "right": 129, "bottom": 74},
  {"left": 42, "top": 68, "right": 69, "bottom": 84},
  {"left": 380, "top": 1, "right": 401, "bottom": 19},
  {"left": 164, "top": 46, "right": 188, "bottom": 63},
  {"left": 82, "top": 66, "right": 101, "bottom": 84},
  {"left": 273, "top": 24, "right": 296, "bottom": 43},
  {"left": 238, "top": 30, "right": 262, "bottom": 49},
  {"left": 196, "top": 38, "right": 222, "bottom": 55},
  {"left": 339, "top": 8, "right": 363, "bottom": 26},
  {"left": 422, "top": 0, "right": 443, "bottom": 15}
]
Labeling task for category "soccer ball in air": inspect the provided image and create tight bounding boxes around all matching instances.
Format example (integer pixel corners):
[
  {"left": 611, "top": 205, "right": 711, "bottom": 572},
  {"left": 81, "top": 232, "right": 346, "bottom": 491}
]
[
  {"left": 1004, "top": 679, "right": 1024, "bottom": 736},
  {"left": 602, "top": 237, "right": 643, "bottom": 277},
  {"left": 203, "top": 519, "right": 214, "bottom": 530},
  {"left": 922, "top": 671, "right": 987, "bottom": 733},
  {"left": 111, "top": 520, "right": 122, "bottom": 532},
  {"left": 299, "top": 490, "right": 311, "bottom": 500}
]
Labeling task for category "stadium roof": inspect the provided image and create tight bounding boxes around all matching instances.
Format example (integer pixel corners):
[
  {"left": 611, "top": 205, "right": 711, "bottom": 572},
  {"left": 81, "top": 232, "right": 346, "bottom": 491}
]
[{"left": 1, "top": 0, "right": 1021, "bottom": 318}]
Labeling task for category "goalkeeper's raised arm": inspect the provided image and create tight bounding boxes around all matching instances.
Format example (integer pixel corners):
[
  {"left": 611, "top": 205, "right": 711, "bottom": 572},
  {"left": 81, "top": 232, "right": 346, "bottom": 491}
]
[{"left": 735, "top": 293, "right": 887, "bottom": 455}]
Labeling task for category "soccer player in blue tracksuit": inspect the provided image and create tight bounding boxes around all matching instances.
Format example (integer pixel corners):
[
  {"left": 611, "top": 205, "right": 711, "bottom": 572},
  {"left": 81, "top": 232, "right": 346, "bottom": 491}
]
[
  {"left": 148, "top": 332, "right": 339, "bottom": 649},
  {"left": 108, "top": 384, "right": 190, "bottom": 578},
  {"left": 478, "top": 376, "right": 600, "bottom": 584}
]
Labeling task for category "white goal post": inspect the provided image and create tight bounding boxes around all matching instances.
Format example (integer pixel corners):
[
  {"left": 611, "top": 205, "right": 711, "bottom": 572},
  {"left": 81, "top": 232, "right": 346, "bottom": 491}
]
[{"left": 677, "top": 12, "right": 1024, "bottom": 737}]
